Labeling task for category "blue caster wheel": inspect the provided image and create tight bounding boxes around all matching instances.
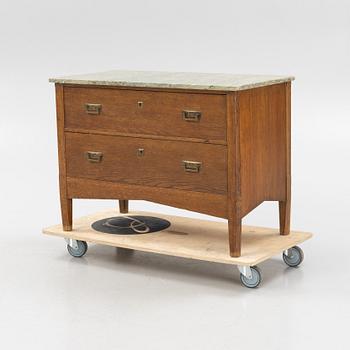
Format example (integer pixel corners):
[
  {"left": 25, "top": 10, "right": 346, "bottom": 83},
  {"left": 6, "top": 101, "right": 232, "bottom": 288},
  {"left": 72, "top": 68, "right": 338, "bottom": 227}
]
[
  {"left": 283, "top": 246, "right": 304, "bottom": 267},
  {"left": 239, "top": 266, "right": 262, "bottom": 288},
  {"left": 67, "top": 240, "right": 88, "bottom": 258}
]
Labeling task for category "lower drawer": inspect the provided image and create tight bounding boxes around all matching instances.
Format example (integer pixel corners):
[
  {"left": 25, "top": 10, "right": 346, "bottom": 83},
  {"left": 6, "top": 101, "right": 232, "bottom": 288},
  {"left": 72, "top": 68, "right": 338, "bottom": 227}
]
[{"left": 65, "top": 133, "right": 227, "bottom": 194}]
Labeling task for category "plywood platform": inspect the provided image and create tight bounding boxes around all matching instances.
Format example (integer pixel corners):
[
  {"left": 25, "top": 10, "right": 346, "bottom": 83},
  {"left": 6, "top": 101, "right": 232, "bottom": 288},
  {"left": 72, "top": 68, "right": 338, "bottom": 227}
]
[{"left": 43, "top": 210, "right": 312, "bottom": 266}]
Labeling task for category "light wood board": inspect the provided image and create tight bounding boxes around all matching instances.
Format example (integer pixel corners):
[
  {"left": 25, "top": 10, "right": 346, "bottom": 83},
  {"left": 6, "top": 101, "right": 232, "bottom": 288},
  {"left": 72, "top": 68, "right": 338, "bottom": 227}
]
[{"left": 43, "top": 210, "right": 312, "bottom": 266}]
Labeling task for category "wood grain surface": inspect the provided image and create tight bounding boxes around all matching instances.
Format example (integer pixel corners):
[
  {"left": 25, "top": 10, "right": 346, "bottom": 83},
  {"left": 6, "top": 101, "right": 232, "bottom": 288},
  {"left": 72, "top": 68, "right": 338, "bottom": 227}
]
[
  {"left": 67, "top": 177, "right": 227, "bottom": 218},
  {"left": 238, "top": 83, "right": 288, "bottom": 217},
  {"left": 55, "top": 84, "right": 72, "bottom": 231},
  {"left": 43, "top": 210, "right": 312, "bottom": 266},
  {"left": 65, "top": 132, "right": 228, "bottom": 194},
  {"left": 226, "top": 92, "right": 242, "bottom": 257},
  {"left": 54, "top": 80, "right": 293, "bottom": 257},
  {"left": 64, "top": 86, "right": 227, "bottom": 143},
  {"left": 279, "top": 82, "right": 291, "bottom": 235}
]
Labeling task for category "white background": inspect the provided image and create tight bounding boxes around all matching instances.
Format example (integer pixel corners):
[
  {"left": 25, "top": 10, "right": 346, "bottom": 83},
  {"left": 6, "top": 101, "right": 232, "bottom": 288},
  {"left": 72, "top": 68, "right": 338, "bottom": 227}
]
[{"left": 1, "top": 1, "right": 349, "bottom": 349}]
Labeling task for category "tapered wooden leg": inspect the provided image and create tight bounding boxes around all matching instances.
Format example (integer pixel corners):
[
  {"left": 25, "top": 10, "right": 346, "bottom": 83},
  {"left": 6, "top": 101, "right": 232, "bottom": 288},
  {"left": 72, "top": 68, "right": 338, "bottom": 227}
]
[
  {"left": 279, "top": 200, "right": 290, "bottom": 235},
  {"left": 119, "top": 200, "right": 129, "bottom": 213},
  {"left": 226, "top": 92, "right": 242, "bottom": 257},
  {"left": 60, "top": 197, "right": 72, "bottom": 231},
  {"left": 56, "top": 84, "right": 72, "bottom": 232},
  {"left": 280, "top": 82, "right": 291, "bottom": 236},
  {"left": 228, "top": 216, "right": 242, "bottom": 257}
]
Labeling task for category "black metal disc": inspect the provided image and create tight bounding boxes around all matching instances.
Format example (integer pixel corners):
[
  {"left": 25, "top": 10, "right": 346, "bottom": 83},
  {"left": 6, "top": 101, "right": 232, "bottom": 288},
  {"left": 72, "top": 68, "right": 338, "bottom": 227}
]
[{"left": 91, "top": 215, "right": 171, "bottom": 235}]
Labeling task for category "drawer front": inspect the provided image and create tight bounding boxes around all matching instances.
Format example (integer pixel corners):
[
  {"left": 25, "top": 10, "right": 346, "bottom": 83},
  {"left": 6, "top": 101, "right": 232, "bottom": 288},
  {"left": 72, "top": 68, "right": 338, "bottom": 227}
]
[
  {"left": 65, "top": 133, "right": 227, "bottom": 194},
  {"left": 64, "top": 87, "right": 226, "bottom": 143}
]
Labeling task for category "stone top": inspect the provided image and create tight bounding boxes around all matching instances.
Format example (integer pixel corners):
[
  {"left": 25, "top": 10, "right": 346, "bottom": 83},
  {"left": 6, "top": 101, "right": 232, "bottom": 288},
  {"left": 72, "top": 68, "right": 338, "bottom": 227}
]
[{"left": 49, "top": 70, "right": 294, "bottom": 91}]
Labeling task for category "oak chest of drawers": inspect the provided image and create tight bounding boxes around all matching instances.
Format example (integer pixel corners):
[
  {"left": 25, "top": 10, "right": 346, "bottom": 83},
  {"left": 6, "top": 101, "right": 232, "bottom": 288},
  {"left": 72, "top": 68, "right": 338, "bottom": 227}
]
[{"left": 50, "top": 71, "right": 294, "bottom": 257}]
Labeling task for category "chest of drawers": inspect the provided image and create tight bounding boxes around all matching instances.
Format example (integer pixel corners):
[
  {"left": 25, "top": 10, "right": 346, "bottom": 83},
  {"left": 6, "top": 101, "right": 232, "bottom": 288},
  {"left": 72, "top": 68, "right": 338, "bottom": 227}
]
[{"left": 51, "top": 71, "right": 293, "bottom": 257}]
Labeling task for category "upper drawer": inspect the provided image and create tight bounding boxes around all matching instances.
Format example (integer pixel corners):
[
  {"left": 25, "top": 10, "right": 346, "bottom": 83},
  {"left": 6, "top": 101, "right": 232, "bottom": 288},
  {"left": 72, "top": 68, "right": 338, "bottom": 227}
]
[{"left": 63, "top": 87, "right": 226, "bottom": 143}]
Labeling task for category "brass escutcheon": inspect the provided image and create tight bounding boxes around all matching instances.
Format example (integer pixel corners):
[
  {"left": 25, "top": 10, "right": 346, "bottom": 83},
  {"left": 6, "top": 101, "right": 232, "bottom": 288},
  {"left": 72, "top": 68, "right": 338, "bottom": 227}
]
[{"left": 137, "top": 148, "right": 145, "bottom": 156}]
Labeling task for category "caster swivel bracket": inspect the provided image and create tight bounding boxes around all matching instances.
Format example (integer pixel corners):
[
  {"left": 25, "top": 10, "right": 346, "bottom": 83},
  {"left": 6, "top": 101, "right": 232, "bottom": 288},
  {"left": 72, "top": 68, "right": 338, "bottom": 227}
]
[
  {"left": 237, "top": 265, "right": 253, "bottom": 279},
  {"left": 65, "top": 238, "right": 78, "bottom": 250}
]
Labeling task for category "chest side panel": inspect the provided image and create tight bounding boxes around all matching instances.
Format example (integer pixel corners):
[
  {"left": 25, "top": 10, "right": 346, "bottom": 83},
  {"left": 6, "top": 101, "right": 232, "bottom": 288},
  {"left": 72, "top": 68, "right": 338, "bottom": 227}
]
[{"left": 238, "top": 83, "right": 288, "bottom": 216}]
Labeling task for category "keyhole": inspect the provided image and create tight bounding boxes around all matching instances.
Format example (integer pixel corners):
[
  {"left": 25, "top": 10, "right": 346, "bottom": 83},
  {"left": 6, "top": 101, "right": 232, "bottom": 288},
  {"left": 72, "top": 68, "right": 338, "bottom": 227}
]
[
  {"left": 137, "top": 101, "right": 143, "bottom": 108},
  {"left": 137, "top": 148, "right": 145, "bottom": 156}
]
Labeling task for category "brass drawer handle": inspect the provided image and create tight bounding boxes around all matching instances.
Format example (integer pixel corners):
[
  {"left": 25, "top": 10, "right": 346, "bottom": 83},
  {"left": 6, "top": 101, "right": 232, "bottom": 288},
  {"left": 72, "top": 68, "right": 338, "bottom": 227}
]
[
  {"left": 85, "top": 151, "right": 103, "bottom": 163},
  {"left": 182, "top": 110, "right": 201, "bottom": 122},
  {"left": 85, "top": 103, "right": 102, "bottom": 115},
  {"left": 182, "top": 160, "right": 201, "bottom": 173}
]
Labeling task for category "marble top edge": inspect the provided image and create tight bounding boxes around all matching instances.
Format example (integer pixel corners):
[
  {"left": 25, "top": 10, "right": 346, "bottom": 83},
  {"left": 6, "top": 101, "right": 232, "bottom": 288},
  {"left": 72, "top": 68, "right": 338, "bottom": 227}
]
[{"left": 49, "top": 70, "right": 295, "bottom": 91}]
